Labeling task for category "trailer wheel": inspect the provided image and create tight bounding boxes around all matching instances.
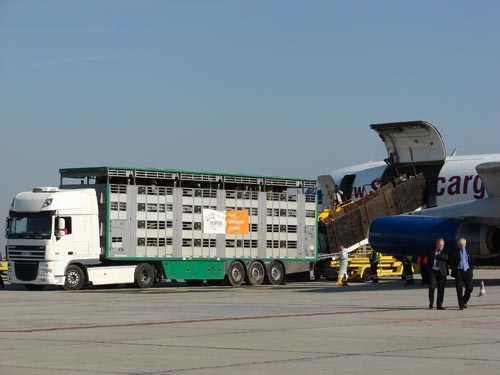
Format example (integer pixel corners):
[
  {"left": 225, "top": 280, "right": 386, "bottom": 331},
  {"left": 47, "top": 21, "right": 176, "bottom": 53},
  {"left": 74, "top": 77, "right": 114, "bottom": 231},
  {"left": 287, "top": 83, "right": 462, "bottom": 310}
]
[
  {"left": 266, "top": 261, "right": 284, "bottom": 285},
  {"left": 362, "top": 268, "right": 371, "bottom": 282},
  {"left": 225, "top": 261, "right": 245, "bottom": 286},
  {"left": 134, "top": 263, "right": 155, "bottom": 289},
  {"left": 64, "top": 265, "right": 85, "bottom": 290},
  {"left": 246, "top": 261, "right": 265, "bottom": 286}
]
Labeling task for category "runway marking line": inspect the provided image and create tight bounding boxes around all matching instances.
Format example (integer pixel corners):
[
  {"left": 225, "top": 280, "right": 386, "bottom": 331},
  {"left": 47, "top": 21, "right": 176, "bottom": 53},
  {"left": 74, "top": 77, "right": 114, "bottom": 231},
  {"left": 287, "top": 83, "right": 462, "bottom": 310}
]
[
  {"left": 2, "top": 303, "right": 500, "bottom": 333},
  {"left": 373, "top": 316, "right": 500, "bottom": 325},
  {"left": 0, "top": 309, "right": 390, "bottom": 333}
]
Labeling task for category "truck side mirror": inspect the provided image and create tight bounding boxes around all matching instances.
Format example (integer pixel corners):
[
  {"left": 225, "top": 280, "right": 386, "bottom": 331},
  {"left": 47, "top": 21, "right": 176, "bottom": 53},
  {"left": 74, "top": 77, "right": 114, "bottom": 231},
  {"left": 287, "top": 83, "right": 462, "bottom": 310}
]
[{"left": 5, "top": 217, "right": 10, "bottom": 238}]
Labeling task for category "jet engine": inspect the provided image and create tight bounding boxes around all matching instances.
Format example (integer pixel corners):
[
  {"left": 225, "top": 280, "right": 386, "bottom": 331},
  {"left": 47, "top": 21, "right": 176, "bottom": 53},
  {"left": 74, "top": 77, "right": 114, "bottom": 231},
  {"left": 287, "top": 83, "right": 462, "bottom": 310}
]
[{"left": 368, "top": 216, "right": 500, "bottom": 258}]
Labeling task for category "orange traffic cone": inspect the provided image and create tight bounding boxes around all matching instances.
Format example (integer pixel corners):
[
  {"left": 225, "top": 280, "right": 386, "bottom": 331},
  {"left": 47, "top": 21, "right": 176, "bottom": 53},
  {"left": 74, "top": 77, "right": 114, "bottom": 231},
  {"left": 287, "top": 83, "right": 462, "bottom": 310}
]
[
  {"left": 342, "top": 274, "right": 349, "bottom": 286},
  {"left": 477, "top": 281, "right": 486, "bottom": 297}
]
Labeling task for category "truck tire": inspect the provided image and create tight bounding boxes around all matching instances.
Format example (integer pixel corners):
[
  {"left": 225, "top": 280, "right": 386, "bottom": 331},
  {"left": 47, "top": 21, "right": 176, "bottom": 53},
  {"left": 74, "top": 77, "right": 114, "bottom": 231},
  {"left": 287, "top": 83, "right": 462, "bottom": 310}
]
[
  {"left": 266, "top": 261, "right": 284, "bottom": 285},
  {"left": 225, "top": 261, "right": 245, "bottom": 286},
  {"left": 246, "top": 261, "right": 265, "bottom": 286},
  {"left": 134, "top": 263, "right": 155, "bottom": 289},
  {"left": 64, "top": 265, "right": 85, "bottom": 290}
]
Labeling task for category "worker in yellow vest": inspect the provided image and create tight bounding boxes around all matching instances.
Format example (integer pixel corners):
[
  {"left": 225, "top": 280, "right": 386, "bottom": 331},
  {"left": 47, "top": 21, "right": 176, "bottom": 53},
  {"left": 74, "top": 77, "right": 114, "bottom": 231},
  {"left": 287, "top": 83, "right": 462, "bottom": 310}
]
[{"left": 369, "top": 250, "right": 380, "bottom": 283}]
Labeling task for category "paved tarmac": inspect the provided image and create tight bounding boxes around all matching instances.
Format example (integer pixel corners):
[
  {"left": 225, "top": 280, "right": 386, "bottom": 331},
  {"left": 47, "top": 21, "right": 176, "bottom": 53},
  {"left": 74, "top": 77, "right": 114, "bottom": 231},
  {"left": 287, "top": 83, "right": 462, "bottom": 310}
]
[{"left": 0, "top": 270, "right": 499, "bottom": 375}]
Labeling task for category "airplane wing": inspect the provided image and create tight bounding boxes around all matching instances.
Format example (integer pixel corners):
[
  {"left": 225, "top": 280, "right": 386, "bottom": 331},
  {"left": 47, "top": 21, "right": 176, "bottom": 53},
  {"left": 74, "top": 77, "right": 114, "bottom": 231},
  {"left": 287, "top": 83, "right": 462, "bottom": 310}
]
[{"left": 476, "top": 162, "right": 500, "bottom": 198}]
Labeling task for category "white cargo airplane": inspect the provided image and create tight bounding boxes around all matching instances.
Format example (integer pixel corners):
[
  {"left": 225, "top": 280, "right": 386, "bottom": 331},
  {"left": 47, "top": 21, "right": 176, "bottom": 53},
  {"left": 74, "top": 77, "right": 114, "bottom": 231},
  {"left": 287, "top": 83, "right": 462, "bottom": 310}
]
[
  {"left": 318, "top": 121, "right": 500, "bottom": 211},
  {"left": 369, "top": 161, "right": 500, "bottom": 260}
]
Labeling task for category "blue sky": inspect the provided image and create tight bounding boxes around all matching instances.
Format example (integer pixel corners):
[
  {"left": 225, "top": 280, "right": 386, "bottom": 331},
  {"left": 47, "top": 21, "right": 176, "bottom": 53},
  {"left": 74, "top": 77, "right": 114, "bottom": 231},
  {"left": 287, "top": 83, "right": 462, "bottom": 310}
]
[{"left": 1, "top": 1, "right": 499, "bottom": 247}]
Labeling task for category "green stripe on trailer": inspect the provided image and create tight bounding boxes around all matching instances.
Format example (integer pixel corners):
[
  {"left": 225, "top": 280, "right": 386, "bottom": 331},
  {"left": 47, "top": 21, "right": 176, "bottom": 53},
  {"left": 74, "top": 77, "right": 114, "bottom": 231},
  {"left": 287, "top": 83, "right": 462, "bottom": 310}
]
[{"left": 161, "top": 259, "right": 225, "bottom": 280}]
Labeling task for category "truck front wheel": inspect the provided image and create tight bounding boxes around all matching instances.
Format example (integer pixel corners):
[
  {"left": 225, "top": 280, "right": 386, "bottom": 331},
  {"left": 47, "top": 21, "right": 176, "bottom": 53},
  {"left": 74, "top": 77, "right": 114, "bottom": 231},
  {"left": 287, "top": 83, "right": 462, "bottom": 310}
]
[
  {"left": 134, "top": 263, "right": 155, "bottom": 288},
  {"left": 64, "top": 265, "right": 85, "bottom": 290}
]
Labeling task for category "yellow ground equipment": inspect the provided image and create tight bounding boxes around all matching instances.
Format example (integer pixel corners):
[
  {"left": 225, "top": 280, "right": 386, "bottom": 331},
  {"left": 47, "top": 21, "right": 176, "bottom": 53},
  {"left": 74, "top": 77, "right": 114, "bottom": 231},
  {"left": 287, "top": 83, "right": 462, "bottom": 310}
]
[
  {"left": 327, "top": 247, "right": 407, "bottom": 282},
  {"left": 0, "top": 261, "right": 7, "bottom": 281},
  {"left": 316, "top": 174, "right": 422, "bottom": 282}
]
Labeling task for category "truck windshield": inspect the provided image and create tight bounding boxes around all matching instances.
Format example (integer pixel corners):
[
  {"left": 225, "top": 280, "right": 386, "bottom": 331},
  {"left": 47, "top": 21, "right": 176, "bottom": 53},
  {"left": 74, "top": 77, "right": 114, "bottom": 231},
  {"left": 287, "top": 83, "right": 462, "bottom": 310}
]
[{"left": 6, "top": 212, "right": 53, "bottom": 240}]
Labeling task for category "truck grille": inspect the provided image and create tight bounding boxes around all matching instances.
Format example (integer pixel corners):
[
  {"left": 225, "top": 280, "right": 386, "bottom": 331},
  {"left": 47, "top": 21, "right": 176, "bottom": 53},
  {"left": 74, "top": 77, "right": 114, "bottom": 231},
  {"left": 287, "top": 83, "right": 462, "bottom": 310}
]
[
  {"left": 14, "top": 261, "right": 39, "bottom": 281},
  {"left": 8, "top": 245, "right": 46, "bottom": 260}
]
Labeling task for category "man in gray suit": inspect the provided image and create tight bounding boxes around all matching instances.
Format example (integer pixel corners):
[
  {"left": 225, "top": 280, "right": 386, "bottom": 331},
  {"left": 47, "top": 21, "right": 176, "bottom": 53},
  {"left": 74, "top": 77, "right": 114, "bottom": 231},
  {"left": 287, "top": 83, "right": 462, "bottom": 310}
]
[{"left": 450, "top": 238, "right": 474, "bottom": 310}]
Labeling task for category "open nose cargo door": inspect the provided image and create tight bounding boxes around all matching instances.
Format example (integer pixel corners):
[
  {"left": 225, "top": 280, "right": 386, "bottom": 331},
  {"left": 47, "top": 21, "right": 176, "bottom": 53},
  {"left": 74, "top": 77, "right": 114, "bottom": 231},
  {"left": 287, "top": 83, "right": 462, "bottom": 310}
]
[{"left": 370, "top": 120, "right": 447, "bottom": 208}]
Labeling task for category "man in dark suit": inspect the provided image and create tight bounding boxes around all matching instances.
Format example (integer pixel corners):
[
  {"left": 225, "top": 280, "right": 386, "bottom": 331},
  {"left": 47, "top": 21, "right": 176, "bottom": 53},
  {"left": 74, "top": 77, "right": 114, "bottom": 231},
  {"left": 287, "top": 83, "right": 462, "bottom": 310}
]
[
  {"left": 450, "top": 238, "right": 474, "bottom": 310},
  {"left": 428, "top": 238, "right": 449, "bottom": 310}
]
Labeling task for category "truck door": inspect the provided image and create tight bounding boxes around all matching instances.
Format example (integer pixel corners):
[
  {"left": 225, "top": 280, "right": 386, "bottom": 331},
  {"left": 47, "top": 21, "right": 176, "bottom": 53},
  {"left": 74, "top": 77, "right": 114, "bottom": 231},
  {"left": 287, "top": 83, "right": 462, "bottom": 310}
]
[{"left": 54, "top": 216, "right": 76, "bottom": 258}]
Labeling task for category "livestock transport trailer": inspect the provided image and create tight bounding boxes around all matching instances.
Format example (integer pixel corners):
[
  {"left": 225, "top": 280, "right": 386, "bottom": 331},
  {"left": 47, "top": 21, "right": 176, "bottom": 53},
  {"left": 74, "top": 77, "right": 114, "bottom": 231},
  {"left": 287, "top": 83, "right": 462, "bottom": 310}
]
[{"left": 6, "top": 167, "right": 318, "bottom": 290}]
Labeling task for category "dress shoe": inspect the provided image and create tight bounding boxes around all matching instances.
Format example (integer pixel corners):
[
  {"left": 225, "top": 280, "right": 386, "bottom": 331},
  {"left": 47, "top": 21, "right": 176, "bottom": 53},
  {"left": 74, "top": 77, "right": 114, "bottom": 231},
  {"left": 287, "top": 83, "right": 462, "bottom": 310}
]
[
  {"left": 459, "top": 306, "right": 464, "bottom": 310},
  {"left": 464, "top": 303, "right": 467, "bottom": 309},
  {"left": 437, "top": 306, "right": 445, "bottom": 310},
  {"left": 429, "top": 304, "right": 433, "bottom": 309}
]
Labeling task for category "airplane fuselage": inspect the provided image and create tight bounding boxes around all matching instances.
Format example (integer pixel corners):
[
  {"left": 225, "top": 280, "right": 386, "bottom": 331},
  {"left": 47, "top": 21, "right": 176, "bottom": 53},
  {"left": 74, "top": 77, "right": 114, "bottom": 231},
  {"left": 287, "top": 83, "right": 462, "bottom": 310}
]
[{"left": 328, "top": 154, "right": 500, "bottom": 208}]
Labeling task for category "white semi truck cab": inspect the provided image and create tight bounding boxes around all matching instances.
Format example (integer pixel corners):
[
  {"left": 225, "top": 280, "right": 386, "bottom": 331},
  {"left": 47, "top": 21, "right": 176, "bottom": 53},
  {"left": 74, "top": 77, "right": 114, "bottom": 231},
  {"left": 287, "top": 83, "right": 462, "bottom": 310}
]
[{"left": 6, "top": 187, "right": 102, "bottom": 289}]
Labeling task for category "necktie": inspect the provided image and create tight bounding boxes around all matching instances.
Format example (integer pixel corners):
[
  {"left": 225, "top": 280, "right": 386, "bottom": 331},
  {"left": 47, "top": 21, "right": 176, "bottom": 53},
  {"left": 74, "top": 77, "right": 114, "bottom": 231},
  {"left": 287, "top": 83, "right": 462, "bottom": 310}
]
[{"left": 462, "top": 250, "right": 469, "bottom": 272}]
